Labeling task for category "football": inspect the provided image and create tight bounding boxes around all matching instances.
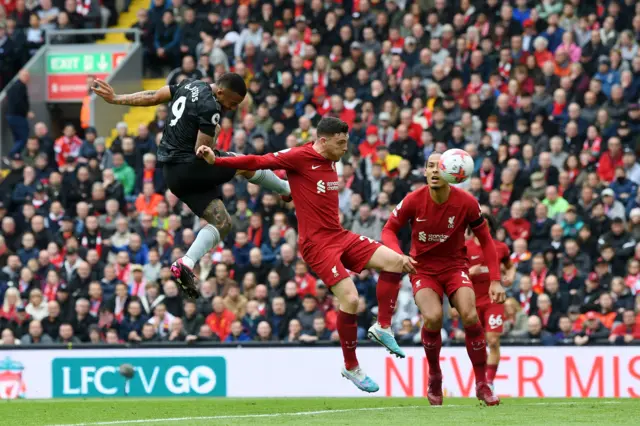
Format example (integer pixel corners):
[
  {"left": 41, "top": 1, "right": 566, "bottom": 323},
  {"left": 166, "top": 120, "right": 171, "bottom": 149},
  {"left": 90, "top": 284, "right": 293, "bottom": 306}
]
[{"left": 438, "top": 148, "right": 474, "bottom": 184}]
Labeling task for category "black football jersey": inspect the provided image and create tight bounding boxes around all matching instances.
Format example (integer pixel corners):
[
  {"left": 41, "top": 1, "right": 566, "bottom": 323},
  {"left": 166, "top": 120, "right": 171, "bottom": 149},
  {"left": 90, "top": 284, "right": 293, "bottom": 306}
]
[{"left": 156, "top": 79, "right": 222, "bottom": 164}]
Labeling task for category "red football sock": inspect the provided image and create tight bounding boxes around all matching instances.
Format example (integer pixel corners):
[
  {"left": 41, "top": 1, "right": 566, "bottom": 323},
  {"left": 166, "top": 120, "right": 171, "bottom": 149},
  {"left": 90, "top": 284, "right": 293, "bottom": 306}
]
[
  {"left": 376, "top": 271, "right": 402, "bottom": 328},
  {"left": 464, "top": 322, "right": 487, "bottom": 383},
  {"left": 421, "top": 327, "right": 442, "bottom": 375},
  {"left": 337, "top": 310, "right": 359, "bottom": 370},
  {"left": 486, "top": 364, "right": 498, "bottom": 385}
]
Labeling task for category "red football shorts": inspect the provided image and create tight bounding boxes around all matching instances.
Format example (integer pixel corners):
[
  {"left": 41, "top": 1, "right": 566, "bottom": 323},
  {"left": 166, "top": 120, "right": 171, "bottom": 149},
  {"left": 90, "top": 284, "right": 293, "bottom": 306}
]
[
  {"left": 477, "top": 301, "right": 505, "bottom": 333},
  {"left": 410, "top": 268, "right": 473, "bottom": 299},
  {"left": 300, "top": 231, "right": 381, "bottom": 287}
]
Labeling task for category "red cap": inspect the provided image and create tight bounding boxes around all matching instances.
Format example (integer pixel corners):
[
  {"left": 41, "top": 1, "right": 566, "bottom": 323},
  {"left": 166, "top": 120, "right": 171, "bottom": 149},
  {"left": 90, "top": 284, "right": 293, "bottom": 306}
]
[
  {"left": 274, "top": 20, "right": 284, "bottom": 29},
  {"left": 523, "top": 19, "right": 534, "bottom": 28},
  {"left": 222, "top": 18, "right": 233, "bottom": 26},
  {"left": 366, "top": 125, "right": 378, "bottom": 136},
  {"left": 587, "top": 272, "right": 598, "bottom": 282},
  {"left": 585, "top": 311, "right": 597, "bottom": 320}
]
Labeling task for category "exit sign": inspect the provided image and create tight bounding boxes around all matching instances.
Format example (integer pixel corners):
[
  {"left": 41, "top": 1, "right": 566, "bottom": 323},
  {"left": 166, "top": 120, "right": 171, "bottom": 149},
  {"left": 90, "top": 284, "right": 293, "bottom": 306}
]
[{"left": 47, "top": 52, "right": 126, "bottom": 74}]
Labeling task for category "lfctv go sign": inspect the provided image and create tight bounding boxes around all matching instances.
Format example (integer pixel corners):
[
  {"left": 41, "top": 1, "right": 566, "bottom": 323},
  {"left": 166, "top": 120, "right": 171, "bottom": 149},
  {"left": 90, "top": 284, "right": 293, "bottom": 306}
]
[{"left": 52, "top": 357, "right": 226, "bottom": 398}]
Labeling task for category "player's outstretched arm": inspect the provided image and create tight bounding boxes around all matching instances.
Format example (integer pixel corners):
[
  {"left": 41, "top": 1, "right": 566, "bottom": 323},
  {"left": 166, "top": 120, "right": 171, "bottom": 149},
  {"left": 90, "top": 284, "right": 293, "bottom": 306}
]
[
  {"left": 92, "top": 79, "right": 172, "bottom": 106},
  {"left": 207, "top": 148, "right": 296, "bottom": 171}
]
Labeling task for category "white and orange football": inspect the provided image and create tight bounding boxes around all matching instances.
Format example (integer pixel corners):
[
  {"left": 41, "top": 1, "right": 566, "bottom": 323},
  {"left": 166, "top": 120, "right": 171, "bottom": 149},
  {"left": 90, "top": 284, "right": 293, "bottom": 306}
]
[{"left": 438, "top": 148, "right": 474, "bottom": 184}]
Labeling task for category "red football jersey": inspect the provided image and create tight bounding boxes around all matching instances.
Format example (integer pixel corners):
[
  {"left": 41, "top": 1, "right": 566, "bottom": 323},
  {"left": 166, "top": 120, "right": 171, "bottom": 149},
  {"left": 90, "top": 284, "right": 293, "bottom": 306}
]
[
  {"left": 382, "top": 185, "right": 483, "bottom": 275},
  {"left": 213, "top": 143, "right": 342, "bottom": 245},
  {"left": 466, "top": 238, "right": 510, "bottom": 304}
]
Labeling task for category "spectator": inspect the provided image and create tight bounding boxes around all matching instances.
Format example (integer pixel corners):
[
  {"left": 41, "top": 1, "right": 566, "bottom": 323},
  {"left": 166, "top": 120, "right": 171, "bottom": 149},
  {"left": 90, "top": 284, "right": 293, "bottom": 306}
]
[
  {"left": 225, "top": 319, "right": 251, "bottom": 342},
  {"left": 206, "top": 296, "right": 235, "bottom": 341},
  {"left": 0, "top": 328, "right": 21, "bottom": 345},
  {"left": 609, "top": 310, "right": 640, "bottom": 344},
  {"left": 574, "top": 311, "right": 610, "bottom": 345},
  {"left": 119, "top": 300, "right": 147, "bottom": 342},
  {"left": 25, "top": 288, "right": 47, "bottom": 321},
  {"left": 58, "top": 323, "right": 81, "bottom": 344},
  {"left": 5, "top": 69, "right": 32, "bottom": 155},
  {"left": 154, "top": 10, "right": 181, "bottom": 70},
  {"left": 20, "top": 319, "right": 53, "bottom": 344},
  {"left": 112, "top": 153, "right": 136, "bottom": 197},
  {"left": 555, "top": 315, "right": 576, "bottom": 344},
  {"left": 182, "top": 300, "right": 204, "bottom": 336},
  {"left": 223, "top": 282, "right": 247, "bottom": 319},
  {"left": 513, "top": 315, "right": 555, "bottom": 345}
]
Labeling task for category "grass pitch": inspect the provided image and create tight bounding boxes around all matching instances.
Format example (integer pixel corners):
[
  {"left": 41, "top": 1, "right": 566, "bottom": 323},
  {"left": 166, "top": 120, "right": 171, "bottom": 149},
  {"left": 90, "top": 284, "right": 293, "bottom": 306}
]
[{"left": 3, "top": 397, "right": 639, "bottom": 425}]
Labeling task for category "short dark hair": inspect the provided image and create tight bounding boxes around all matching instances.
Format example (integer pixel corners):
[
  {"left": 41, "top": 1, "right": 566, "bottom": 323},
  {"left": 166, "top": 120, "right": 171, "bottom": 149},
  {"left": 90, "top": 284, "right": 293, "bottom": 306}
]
[
  {"left": 217, "top": 72, "right": 247, "bottom": 98},
  {"left": 317, "top": 117, "right": 349, "bottom": 137}
]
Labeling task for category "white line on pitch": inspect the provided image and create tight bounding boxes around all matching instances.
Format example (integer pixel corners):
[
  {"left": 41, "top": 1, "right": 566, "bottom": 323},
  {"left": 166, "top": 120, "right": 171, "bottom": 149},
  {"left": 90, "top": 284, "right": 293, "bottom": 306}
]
[{"left": 46, "top": 401, "right": 622, "bottom": 426}]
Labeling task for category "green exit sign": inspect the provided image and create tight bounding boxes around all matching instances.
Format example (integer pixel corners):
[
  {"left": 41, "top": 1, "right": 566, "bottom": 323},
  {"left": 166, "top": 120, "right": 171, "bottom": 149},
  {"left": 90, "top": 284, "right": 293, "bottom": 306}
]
[{"left": 47, "top": 53, "right": 125, "bottom": 74}]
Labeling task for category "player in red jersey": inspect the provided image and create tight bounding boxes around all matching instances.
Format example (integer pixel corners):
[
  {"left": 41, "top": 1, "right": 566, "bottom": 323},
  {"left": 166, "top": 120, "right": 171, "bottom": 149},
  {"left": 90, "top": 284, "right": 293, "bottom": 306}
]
[
  {"left": 197, "top": 117, "right": 416, "bottom": 392},
  {"left": 465, "top": 214, "right": 515, "bottom": 390},
  {"left": 381, "top": 152, "right": 505, "bottom": 406}
]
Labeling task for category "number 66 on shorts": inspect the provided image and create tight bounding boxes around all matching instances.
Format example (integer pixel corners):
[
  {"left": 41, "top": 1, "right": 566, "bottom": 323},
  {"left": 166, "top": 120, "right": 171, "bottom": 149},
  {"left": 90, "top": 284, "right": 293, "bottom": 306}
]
[{"left": 478, "top": 303, "right": 505, "bottom": 333}]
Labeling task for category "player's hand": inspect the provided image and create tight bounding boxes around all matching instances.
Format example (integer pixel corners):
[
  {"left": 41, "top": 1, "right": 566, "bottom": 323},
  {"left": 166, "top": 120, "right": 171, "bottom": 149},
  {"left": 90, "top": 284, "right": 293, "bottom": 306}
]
[
  {"left": 401, "top": 255, "right": 417, "bottom": 274},
  {"left": 92, "top": 79, "right": 116, "bottom": 103},
  {"left": 196, "top": 145, "right": 216, "bottom": 164},
  {"left": 489, "top": 280, "right": 506, "bottom": 304}
]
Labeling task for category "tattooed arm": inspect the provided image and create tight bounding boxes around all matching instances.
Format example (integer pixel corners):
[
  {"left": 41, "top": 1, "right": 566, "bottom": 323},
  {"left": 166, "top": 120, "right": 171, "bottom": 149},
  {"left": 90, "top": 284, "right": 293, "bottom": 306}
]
[
  {"left": 194, "top": 129, "right": 218, "bottom": 152},
  {"left": 92, "top": 79, "right": 172, "bottom": 106}
]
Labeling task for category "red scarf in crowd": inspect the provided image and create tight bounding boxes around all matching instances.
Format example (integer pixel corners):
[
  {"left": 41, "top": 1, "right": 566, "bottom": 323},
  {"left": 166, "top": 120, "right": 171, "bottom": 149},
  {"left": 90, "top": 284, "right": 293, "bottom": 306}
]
[
  {"left": 583, "top": 137, "right": 602, "bottom": 156},
  {"left": 519, "top": 290, "right": 533, "bottom": 314},
  {"left": 43, "top": 283, "right": 59, "bottom": 302},
  {"left": 530, "top": 268, "right": 547, "bottom": 294},
  {"left": 480, "top": 167, "right": 495, "bottom": 192},
  {"left": 248, "top": 225, "right": 263, "bottom": 248}
]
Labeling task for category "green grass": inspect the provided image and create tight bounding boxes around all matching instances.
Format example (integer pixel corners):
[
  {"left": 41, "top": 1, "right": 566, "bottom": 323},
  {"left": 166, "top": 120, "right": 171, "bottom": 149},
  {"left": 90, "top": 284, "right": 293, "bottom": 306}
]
[{"left": 3, "top": 398, "right": 640, "bottom": 425}]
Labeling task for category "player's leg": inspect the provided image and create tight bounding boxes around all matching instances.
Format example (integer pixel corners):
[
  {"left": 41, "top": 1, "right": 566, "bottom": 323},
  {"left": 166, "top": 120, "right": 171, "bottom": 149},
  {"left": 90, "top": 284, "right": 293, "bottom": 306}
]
[
  {"left": 172, "top": 198, "right": 231, "bottom": 297},
  {"left": 360, "top": 243, "right": 406, "bottom": 357},
  {"left": 485, "top": 332, "right": 501, "bottom": 387},
  {"left": 332, "top": 276, "right": 379, "bottom": 393},
  {"left": 163, "top": 160, "right": 233, "bottom": 297},
  {"left": 304, "top": 242, "right": 379, "bottom": 393},
  {"left": 483, "top": 303, "right": 504, "bottom": 388},
  {"left": 413, "top": 280, "right": 445, "bottom": 406},
  {"left": 448, "top": 275, "right": 499, "bottom": 406},
  {"left": 220, "top": 150, "right": 291, "bottom": 197}
]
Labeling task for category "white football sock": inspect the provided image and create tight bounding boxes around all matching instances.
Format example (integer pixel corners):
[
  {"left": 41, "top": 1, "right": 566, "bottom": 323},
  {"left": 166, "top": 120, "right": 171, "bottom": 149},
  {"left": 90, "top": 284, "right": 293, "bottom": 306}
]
[{"left": 248, "top": 169, "right": 291, "bottom": 196}]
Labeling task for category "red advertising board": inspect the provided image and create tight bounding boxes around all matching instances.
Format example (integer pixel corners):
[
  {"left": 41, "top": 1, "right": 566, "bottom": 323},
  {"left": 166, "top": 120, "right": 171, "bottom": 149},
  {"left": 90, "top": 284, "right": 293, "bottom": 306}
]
[
  {"left": 112, "top": 52, "right": 126, "bottom": 69},
  {"left": 47, "top": 74, "right": 108, "bottom": 101}
]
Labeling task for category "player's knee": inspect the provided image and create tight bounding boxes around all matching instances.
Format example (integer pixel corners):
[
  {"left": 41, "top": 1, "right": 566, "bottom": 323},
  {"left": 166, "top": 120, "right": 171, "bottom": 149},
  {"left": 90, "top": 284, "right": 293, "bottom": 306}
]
[
  {"left": 487, "top": 334, "right": 500, "bottom": 350},
  {"left": 341, "top": 292, "right": 359, "bottom": 312},
  {"left": 421, "top": 309, "right": 443, "bottom": 329},
  {"left": 460, "top": 309, "right": 479, "bottom": 326}
]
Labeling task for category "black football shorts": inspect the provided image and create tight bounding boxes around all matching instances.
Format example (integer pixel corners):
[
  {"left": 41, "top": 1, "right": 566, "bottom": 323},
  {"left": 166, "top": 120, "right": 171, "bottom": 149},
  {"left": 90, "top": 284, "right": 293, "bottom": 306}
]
[{"left": 162, "top": 151, "right": 237, "bottom": 217}]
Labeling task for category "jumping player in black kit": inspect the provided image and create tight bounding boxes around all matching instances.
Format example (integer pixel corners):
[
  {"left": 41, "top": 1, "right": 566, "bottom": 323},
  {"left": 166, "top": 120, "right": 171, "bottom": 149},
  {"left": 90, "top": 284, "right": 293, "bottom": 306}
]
[{"left": 92, "top": 74, "right": 291, "bottom": 298}]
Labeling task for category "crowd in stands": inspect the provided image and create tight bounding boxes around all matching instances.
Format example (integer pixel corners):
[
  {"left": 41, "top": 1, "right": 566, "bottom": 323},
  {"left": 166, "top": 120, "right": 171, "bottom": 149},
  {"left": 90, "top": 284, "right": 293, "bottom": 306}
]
[
  {"left": 3, "top": 0, "right": 640, "bottom": 347},
  {"left": 0, "top": 0, "right": 119, "bottom": 90}
]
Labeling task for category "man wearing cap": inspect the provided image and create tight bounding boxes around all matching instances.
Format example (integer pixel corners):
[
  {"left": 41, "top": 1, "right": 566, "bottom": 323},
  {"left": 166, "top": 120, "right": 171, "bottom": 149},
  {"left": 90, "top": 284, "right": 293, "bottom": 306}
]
[
  {"left": 0, "top": 153, "right": 25, "bottom": 197},
  {"left": 600, "top": 188, "right": 626, "bottom": 220},
  {"left": 599, "top": 218, "right": 636, "bottom": 262},
  {"left": 235, "top": 17, "right": 263, "bottom": 59},
  {"left": 574, "top": 311, "right": 610, "bottom": 346},
  {"left": 623, "top": 148, "right": 640, "bottom": 185}
]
